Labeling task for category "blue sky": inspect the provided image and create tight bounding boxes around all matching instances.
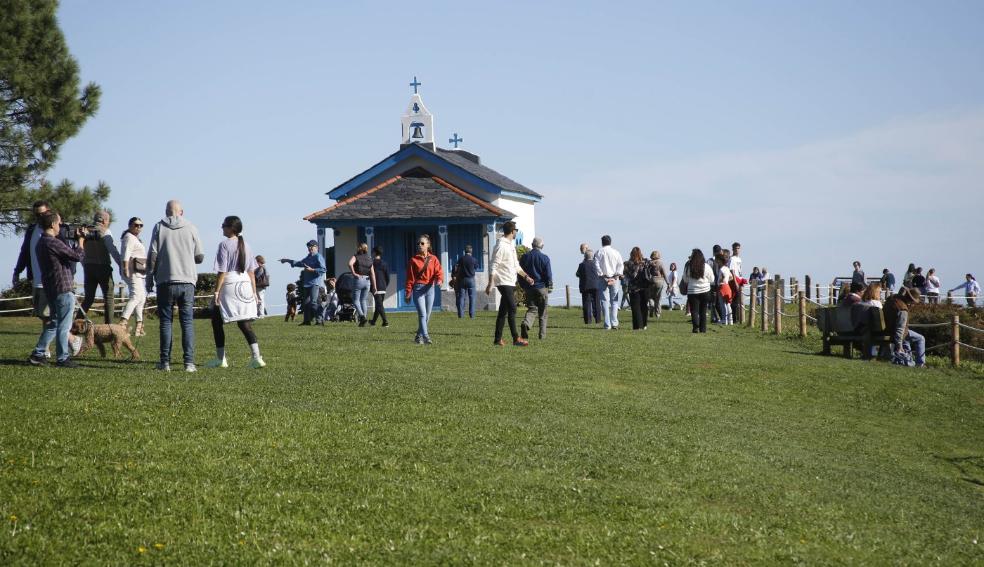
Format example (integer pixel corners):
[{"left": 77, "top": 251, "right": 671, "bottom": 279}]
[{"left": 4, "top": 1, "right": 983, "bottom": 306}]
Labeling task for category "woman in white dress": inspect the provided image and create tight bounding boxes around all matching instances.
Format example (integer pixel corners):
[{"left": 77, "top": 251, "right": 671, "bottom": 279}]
[
  {"left": 206, "top": 216, "right": 265, "bottom": 369},
  {"left": 119, "top": 217, "right": 147, "bottom": 336}
]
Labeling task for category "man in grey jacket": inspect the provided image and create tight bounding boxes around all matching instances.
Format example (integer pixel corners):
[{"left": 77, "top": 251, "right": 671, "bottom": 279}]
[{"left": 147, "top": 200, "right": 204, "bottom": 372}]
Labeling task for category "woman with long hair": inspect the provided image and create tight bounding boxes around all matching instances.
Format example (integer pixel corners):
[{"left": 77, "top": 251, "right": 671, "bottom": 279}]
[
  {"left": 404, "top": 234, "right": 443, "bottom": 345},
  {"left": 860, "top": 282, "right": 883, "bottom": 308},
  {"left": 119, "top": 216, "right": 147, "bottom": 336},
  {"left": 206, "top": 216, "right": 265, "bottom": 368},
  {"left": 667, "top": 262, "right": 680, "bottom": 311},
  {"left": 682, "top": 248, "right": 715, "bottom": 333},
  {"left": 625, "top": 247, "right": 652, "bottom": 330},
  {"left": 348, "top": 242, "right": 377, "bottom": 327}
]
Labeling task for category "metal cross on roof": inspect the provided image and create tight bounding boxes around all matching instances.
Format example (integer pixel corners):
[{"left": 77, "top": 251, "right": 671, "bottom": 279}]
[
  {"left": 449, "top": 133, "right": 463, "bottom": 148},
  {"left": 410, "top": 76, "right": 421, "bottom": 94}
]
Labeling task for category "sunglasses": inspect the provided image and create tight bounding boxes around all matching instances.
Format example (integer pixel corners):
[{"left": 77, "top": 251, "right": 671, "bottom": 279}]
[
  {"left": 417, "top": 241, "right": 427, "bottom": 245},
  {"left": 133, "top": 223, "right": 143, "bottom": 228}
]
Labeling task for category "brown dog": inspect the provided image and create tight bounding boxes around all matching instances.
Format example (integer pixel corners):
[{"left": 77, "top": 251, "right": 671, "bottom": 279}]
[{"left": 70, "top": 319, "right": 140, "bottom": 361}]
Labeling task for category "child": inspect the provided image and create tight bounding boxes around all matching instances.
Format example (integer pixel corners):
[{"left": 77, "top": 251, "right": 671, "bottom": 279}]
[
  {"left": 323, "top": 277, "right": 339, "bottom": 322},
  {"left": 285, "top": 282, "right": 299, "bottom": 322}
]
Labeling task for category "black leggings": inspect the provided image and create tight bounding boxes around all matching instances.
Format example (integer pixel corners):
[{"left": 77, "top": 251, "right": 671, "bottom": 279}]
[
  {"left": 494, "top": 285, "right": 518, "bottom": 342},
  {"left": 630, "top": 288, "right": 650, "bottom": 329},
  {"left": 211, "top": 308, "right": 257, "bottom": 348},
  {"left": 687, "top": 292, "right": 710, "bottom": 333},
  {"left": 371, "top": 293, "right": 387, "bottom": 324}
]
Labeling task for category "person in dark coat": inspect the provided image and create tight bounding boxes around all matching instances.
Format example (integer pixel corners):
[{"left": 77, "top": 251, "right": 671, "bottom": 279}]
[{"left": 576, "top": 249, "right": 601, "bottom": 324}]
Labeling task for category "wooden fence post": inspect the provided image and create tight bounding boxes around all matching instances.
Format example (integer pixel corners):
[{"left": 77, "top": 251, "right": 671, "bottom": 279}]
[
  {"left": 774, "top": 282, "right": 782, "bottom": 335},
  {"left": 816, "top": 283, "right": 821, "bottom": 306},
  {"left": 805, "top": 275, "right": 812, "bottom": 300},
  {"left": 946, "top": 291, "right": 953, "bottom": 305},
  {"left": 798, "top": 291, "right": 807, "bottom": 337},
  {"left": 748, "top": 282, "right": 757, "bottom": 328},
  {"left": 828, "top": 283, "right": 834, "bottom": 306},
  {"left": 762, "top": 280, "right": 770, "bottom": 332},
  {"left": 952, "top": 314, "right": 960, "bottom": 368},
  {"left": 565, "top": 285, "right": 571, "bottom": 309}
]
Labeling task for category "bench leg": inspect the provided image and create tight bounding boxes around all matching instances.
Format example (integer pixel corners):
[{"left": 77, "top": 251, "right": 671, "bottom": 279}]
[{"left": 842, "top": 343, "right": 851, "bottom": 358}]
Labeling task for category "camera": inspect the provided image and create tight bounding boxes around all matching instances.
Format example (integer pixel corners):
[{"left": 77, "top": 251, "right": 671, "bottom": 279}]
[{"left": 58, "top": 223, "right": 96, "bottom": 241}]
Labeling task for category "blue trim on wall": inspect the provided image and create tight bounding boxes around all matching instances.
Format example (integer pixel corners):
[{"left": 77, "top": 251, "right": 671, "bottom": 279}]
[{"left": 311, "top": 216, "right": 504, "bottom": 229}]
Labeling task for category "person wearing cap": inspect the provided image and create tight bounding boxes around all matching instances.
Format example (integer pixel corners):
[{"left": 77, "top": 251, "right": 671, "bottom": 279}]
[
  {"left": 119, "top": 216, "right": 148, "bottom": 336},
  {"left": 883, "top": 287, "right": 926, "bottom": 367},
  {"left": 280, "top": 239, "right": 327, "bottom": 325},
  {"left": 80, "top": 210, "right": 123, "bottom": 324}
]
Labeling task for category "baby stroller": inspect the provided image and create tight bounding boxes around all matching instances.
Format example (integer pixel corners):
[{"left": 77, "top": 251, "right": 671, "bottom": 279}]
[{"left": 332, "top": 272, "right": 358, "bottom": 323}]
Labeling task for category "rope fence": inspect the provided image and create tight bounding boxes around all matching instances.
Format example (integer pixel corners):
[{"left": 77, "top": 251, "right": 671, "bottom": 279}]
[{"left": 740, "top": 275, "right": 983, "bottom": 367}]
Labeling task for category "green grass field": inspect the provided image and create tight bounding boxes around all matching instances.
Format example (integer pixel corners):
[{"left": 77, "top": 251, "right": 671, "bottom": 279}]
[{"left": 0, "top": 308, "right": 981, "bottom": 564}]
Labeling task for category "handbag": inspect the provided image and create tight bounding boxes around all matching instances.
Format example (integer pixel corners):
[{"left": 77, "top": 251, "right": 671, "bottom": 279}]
[{"left": 132, "top": 257, "right": 147, "bottom": 275}]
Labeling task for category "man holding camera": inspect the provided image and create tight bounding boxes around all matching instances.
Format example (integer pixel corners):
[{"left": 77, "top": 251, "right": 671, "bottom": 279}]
[
  {"left": 80, "top": 211, "right": 123, "bottom": 324},
  {"left": 29, "top": 211, "right": 87, "bottom": 367}
]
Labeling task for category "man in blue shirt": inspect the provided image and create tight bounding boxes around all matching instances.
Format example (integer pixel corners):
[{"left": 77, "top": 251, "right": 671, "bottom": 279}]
[
  {"left": 453, "top": 244, "right": 479, "bottom": 318},
  {"left": 280, "top": 240, "right": 327, "bottom": 325},
  {"left": 519, "top": 236, "right": 552, "bottom": 340},
  {"left": 881, "top": 268, "right": 896, "bottom": 293}
]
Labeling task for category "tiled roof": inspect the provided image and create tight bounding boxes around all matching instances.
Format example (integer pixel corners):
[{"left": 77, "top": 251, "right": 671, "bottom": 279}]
[
  {"left": 433, "top": 147, "right": 542, "bottom": 199},
  {"left": 305, "top": 175, "right": 514, "bottom": 222}
]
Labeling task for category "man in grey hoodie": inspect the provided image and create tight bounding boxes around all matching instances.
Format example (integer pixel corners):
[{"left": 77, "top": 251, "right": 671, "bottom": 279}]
[{"left": 146, "top": 200, "right": 204, "bottom": 372}]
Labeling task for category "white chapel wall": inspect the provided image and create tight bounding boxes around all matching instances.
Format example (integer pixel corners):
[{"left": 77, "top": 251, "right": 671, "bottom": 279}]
[{"left": 493, "top": 197, "right": 537, "bottom": 245}]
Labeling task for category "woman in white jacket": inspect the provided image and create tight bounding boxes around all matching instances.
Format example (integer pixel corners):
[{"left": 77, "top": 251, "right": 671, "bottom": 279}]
[
  {"left": 682, "top": 248, "right": 715, "bottom": 333},
  {"left": 119, "top": 217, "right": 147, "bottom": 336}
]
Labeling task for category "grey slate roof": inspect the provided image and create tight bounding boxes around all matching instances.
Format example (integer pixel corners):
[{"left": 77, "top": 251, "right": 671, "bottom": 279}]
[
  {"left": 307, "top": 176, "right": 515, "bottom": 222},
  {"left": 434, "top": 147, "right": 542, "bottom": 199}
]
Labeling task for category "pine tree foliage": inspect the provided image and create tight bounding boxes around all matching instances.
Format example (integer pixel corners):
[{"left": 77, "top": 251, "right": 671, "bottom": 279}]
[{"left": 0, "top": 0, "right": 108, "bottom": 233}]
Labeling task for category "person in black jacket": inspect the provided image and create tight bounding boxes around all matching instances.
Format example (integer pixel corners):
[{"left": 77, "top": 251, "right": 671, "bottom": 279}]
[
  {"left": 453, "top": 244, "right": 479, "bottom": 318},
  {"left": 369, "top": 246, "right": 390, "bottom": 327}
]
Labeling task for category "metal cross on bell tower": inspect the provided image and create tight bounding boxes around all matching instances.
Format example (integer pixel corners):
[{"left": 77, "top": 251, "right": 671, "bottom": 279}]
[
  {"left": 449, "top": 133, "right": 463, "bottom": 148},
  {"left": 409, "top": 76, "right": 421, "bottom": 94}
]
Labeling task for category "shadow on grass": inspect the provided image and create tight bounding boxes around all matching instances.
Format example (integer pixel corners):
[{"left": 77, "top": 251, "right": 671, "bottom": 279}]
[{"left": 936, "top": 455, "right": 984, "bottom": 486}]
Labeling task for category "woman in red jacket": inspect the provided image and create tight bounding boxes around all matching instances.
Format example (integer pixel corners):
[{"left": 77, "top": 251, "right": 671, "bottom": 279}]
[{"left": 405, "top": 234, "right": 443, "bottom": 345}]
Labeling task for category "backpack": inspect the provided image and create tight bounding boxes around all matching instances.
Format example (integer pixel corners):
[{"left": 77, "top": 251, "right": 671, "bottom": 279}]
[{"left": 256, "top": 266, "right": 270, "bottom": 289}]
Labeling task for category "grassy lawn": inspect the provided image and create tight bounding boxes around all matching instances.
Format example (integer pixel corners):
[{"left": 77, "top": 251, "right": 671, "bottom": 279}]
[{"left": 0, "top": 308, "right": 981, "bottom": 564}]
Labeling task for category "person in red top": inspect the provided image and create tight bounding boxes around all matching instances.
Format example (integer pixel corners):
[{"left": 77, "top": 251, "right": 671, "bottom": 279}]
[{"left": 404, "top": 234, "right": 443, "bottom": 345}]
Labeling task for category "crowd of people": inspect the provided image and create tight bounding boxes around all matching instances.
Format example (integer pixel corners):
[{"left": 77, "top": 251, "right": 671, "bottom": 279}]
[
  {"left": 12, "top": 201, "right": 980, "bottom": 368},
  {"left": 575, "top": 239, "right": 746, "bottom": 334},
  {"left": 13, "top": 200, "right": 265, "bottom": 371}
]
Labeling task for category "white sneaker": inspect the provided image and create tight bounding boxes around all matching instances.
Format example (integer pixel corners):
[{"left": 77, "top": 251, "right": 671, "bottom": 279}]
[
  {"left": 249, "top": 356, "right": 266, "bottom": 369},
  {"left": 185, "top": 363, "right": 197, "bottom": 373},
  {"left": 70, "top": 336, "right": 83, "bottom": 356},
  {"left": 205, "top": 357, "right": 228, "bottom": 368}
]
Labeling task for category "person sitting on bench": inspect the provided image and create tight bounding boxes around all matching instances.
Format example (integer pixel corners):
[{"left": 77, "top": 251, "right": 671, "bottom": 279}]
[{"left": 883, "top": 288, "right": 926, "bottom": 367}]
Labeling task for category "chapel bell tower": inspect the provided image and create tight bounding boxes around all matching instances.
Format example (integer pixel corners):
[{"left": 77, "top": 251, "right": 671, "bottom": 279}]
[{"left": 400, "top": 76, "right": 435, "bottom": 150}]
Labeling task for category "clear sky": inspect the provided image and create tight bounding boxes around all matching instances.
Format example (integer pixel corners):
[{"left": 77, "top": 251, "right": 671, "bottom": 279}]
[{"left": 5, "top": 0, "right": 984, "bottom": 307}]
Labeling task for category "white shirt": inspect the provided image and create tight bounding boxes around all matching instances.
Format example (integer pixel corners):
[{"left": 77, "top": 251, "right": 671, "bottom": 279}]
[
  {"left": 728, "top": 255, "right": 742, "bottom": 278},
  {"left": 593, "top": 245, "right": 624, "bottom": 279},
  {"left": 683, "top": 263, "right": 715, "bottom": 294},
  {"left": 121, "top": 231, "right": 147, "bottom": 279},
  {"left": 489, "top": 236, "right": 522, "bottom": 287},
  {"left": 719, "top": 265, "right": 733, "bottom": 284},
  {"left": 925, "top": 275, "right": 940, "bottom": 293}
]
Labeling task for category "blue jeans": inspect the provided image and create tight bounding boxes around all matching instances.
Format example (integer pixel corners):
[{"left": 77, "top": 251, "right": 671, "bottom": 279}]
[
  {"left": 157, "top": 282, "right": 195, "bottom": 365},
  {"left": 600, "top": 282, "right": 621, "bottom": 329},
  {"left": 413, "top": 283, "right": 435, "bottom": 339},
  {"left": 301, "top": 285, "right": 318, "bottom": 324},
  {"left": 456, "top": 279, "right": 476, "bottom": 318},
  {"left": 907, "top": 329, "right": 926, "bottom": 366},
  {"left": 352, "top": 276, "right": 371, "bottom": 319},
  {"left": 33, "top": 292, "right": 75, "bottom": 362}
]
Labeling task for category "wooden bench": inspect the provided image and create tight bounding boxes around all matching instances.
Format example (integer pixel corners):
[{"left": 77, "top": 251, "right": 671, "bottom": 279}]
[{"left": 816, "top": 305, "right": 892, "bottom": 359}]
